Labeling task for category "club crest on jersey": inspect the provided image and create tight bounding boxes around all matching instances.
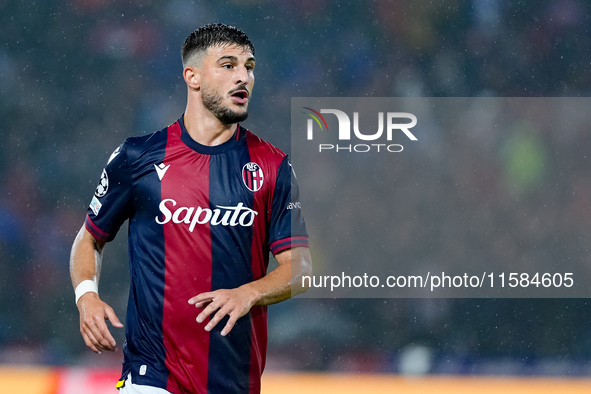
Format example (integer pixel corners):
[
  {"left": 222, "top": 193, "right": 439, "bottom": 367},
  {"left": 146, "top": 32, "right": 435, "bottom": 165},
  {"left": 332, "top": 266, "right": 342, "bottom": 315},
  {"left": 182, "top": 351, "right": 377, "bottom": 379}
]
[
  {"left": 95, "top": 169, "right": 108, "bottom": 197},
  {"left": 242, "top": 162, "right": 264, "bottom": 192}
]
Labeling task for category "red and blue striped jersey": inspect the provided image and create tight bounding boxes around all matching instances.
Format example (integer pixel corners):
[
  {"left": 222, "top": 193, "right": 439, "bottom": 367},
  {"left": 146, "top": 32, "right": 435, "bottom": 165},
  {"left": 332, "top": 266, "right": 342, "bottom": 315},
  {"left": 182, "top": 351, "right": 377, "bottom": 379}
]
[{"left": 85, "top": 117, "right": 308, "bottom": 393}]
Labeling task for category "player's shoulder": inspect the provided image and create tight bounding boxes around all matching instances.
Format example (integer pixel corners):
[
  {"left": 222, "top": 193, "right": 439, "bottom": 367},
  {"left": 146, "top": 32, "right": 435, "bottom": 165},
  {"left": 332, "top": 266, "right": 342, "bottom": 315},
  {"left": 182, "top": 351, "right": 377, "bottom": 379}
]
[
  {"left": 119, "top": 126, "right": 169, "bottom": 161},
  {"left": 242, "top": 126, "right": 288, "bottom": 165}
]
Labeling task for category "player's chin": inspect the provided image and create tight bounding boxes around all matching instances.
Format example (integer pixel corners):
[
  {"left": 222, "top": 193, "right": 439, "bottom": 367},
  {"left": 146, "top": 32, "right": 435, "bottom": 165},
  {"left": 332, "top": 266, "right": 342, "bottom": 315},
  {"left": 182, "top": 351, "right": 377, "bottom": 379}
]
[
  {"left": 220, "top": 107, "right": 249, "bottom": 124},
  {"left": 231, "top": 105, "right": 249, "bottom": 117}
]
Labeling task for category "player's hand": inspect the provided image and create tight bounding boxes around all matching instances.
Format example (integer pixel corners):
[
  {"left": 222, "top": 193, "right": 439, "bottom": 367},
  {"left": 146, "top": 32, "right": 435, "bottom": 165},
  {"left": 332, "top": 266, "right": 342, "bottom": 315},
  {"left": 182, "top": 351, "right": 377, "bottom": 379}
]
[
  {"left": 188, "top": 286, "right": 260, "bottom": 336},
  {"left": 77, "top": 292, "right": 124, "bottom": 354}
]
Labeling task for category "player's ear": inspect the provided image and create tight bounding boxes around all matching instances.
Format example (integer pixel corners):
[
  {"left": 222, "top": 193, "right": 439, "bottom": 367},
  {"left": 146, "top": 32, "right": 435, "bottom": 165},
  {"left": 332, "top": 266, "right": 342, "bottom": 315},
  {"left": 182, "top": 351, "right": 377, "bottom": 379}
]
[{"left": 183, "top": 66, "right": 201, "bottom": 90}]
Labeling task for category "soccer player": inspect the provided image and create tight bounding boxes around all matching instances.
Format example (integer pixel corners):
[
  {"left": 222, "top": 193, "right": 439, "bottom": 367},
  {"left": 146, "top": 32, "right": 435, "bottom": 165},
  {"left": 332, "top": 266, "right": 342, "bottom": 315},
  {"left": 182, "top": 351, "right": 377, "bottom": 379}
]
[{"left": 70, "top": 23, "right": 312, "bottom": 393}]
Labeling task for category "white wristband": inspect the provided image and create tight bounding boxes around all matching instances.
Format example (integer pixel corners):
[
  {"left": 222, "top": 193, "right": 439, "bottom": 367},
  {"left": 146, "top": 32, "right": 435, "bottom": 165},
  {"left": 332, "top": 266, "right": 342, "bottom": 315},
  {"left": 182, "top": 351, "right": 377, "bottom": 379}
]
[{"left": 75, "top": 280, "right": 98, "bottom": 305}]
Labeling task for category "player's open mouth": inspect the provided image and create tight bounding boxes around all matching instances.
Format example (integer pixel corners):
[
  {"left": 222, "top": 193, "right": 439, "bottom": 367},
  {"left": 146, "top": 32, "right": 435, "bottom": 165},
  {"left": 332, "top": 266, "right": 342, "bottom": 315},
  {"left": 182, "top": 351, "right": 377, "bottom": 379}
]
[{"left": 230, "top": 89, "right": 249, "bottom": 104}]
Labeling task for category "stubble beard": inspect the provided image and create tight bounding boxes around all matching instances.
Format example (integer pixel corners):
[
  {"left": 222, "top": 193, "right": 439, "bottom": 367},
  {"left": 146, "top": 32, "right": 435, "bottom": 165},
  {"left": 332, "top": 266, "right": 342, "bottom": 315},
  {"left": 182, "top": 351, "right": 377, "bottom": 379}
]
[{"left": 201, "top": 82, "right": 249, "bottom": 125}]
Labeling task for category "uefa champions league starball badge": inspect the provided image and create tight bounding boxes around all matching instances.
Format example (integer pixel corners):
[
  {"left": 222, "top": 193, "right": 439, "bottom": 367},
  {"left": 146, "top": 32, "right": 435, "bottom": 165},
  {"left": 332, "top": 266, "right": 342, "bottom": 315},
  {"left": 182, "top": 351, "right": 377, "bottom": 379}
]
[{"left": 95, "top": 169, "right": 109, "bottom": 198}]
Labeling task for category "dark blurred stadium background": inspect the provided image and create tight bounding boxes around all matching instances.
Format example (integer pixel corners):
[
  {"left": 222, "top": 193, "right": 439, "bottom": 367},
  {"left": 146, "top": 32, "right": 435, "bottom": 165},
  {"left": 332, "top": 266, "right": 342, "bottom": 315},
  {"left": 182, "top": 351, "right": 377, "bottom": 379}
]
[{"left": 2, "top": 0, "right": 591, "bottom": 382}]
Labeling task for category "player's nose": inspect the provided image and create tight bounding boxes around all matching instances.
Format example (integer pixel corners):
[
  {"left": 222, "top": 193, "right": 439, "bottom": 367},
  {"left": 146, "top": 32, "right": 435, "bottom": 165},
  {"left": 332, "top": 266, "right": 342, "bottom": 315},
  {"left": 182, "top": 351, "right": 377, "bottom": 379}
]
[{"left": 235, "top": 65, "right": 249, "bottom": 84}]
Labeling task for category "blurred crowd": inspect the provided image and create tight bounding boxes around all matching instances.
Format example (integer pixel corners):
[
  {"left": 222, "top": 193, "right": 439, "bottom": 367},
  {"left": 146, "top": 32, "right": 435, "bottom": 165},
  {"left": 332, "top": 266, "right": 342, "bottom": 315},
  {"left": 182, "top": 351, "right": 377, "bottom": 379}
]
[{"left": 1, "top": 0, "right": 591, "bottom": 375}]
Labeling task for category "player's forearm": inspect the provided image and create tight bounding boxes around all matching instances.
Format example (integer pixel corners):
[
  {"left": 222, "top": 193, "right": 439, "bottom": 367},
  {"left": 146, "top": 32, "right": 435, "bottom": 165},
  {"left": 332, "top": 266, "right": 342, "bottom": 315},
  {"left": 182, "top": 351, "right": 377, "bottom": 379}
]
[
  {"left": 70, "top": 225, "right": 105, "bottom": 288},
  {"left": 247, "top": 247, "right": 312, "bottom": 306}
]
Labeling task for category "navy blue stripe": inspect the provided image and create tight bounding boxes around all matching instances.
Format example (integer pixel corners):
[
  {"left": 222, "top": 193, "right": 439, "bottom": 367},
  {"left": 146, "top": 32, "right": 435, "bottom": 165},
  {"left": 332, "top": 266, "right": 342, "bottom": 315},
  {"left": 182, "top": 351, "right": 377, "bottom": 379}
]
[
  {"left": 207, "top": 139, "right": 253, "bottom": 393},
  {"left": 121, "top": 129, "right": 169, "bottom": 388}
]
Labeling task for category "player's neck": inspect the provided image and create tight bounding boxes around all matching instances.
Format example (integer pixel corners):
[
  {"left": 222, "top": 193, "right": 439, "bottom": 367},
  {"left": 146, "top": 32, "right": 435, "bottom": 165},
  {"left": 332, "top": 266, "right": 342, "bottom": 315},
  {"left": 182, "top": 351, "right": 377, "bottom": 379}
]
[{"left": 183, "top": 104, "right": 237, "bottom": 147}]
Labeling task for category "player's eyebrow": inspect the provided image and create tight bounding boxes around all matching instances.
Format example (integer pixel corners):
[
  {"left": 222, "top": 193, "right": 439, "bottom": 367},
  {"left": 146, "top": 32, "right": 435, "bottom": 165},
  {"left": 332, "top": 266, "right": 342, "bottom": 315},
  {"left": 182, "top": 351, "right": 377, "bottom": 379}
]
[
  {"left": 217, "top": 55, "right": 256, "bottom": 64},
  {"left": 217, "top": 55, "right": 237, "bottom": 63}
]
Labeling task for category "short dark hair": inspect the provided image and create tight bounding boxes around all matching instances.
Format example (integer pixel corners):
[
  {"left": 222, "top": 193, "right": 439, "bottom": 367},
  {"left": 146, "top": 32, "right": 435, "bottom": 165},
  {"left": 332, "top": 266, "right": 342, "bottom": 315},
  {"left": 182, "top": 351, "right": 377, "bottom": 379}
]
[{"left": 181, "top": 23, "right": 255, "bottom": 66}]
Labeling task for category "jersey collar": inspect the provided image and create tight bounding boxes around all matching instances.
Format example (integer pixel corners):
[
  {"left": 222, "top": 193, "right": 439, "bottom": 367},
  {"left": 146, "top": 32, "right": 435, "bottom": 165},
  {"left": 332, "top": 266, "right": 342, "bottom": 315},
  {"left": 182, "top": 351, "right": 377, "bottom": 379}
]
[{"left": 178, "top": 115, "right": 242, "bottom": 155}]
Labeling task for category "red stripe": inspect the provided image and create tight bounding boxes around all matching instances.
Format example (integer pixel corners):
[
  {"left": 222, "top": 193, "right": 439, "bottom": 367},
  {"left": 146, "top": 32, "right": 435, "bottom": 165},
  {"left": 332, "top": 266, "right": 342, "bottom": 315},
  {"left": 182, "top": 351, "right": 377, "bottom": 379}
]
[
  {"left": 162, "top": 121, "right": 211, "bottom": 393},
  {"left": 245, "top": 130, "right": 276, "bottom": 390},
  {"left": 271, "top": 241, "right": 309, "bottom": 255},
  {"left": 249, "top": 305, "right": 267, "bottom": 394}
]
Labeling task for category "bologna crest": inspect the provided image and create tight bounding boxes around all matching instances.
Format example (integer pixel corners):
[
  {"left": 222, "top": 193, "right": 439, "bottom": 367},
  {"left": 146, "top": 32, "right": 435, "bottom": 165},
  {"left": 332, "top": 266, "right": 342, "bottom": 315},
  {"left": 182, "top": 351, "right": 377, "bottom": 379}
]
[{"left": 242, "top": 162, "right": 264, "bottom": 192}]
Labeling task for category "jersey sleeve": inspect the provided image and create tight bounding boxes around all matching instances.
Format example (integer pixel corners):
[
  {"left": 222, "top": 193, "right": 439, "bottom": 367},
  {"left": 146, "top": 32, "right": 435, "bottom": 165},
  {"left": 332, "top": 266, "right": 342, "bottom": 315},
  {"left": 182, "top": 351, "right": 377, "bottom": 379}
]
[
  {"left": 85, "top": 142, "right": 133, "bottom": 242},
  {"left": 268, "top": 156, "right": 309, "bottom": 255}
]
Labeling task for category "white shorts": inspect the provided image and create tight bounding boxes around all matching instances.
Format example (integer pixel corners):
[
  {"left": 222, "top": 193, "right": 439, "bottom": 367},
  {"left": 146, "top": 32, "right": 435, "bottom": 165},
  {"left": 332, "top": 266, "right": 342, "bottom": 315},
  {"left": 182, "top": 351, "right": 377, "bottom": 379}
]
[{"left": 118, "top": 373, "right": 171, "bottom": 394}]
